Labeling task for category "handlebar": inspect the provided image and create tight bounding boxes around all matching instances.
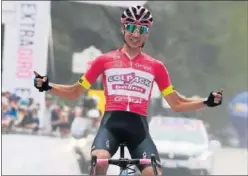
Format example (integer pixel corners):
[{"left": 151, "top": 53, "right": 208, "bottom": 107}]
[
  {"left": 90, "top": 154, "right": 159, "bottom": 175},
  {"left": 96, "top": 158, "right": 151, "bottom": 166}
]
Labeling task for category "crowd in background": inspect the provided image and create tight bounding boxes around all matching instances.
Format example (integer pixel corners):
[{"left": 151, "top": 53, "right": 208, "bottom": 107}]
[
  {"left": 2, "top": 89, "right": 102, "bottom": 136},
  {"left": 1, "top": 89, "right": 245, "bottom": 147},
  {"left": 2, "top": 90, "right": 40, "bottom": 132}
]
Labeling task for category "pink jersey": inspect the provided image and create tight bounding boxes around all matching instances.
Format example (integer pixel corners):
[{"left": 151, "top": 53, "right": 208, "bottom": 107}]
[{"left": 78, "top": 48, "right": 175, "bottom": 116}]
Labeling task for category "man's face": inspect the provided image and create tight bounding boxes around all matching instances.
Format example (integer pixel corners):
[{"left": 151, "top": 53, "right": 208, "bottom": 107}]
[{"left": 123, "top": 24, "right": 149, "bottom": 48}]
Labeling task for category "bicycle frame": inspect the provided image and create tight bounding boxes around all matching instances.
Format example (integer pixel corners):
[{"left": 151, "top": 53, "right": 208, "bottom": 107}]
[
  {"left": 89, "top": 142, "right": 159, "bottom": 176},
  {"left": 119, "top": 143, "right": 129, "bottom": 175}
]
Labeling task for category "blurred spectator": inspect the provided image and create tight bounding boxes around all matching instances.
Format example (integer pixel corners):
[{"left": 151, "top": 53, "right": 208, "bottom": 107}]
[
  {"left": 41, "top": 98, "right": 53, "bottom": 133},
  {"left": 71, "top": 106, "right": 91, "bottom": 138},
  {"left": 51, "top": 106, "right": 72, "bottom": 134},
  {"left": 28, "top": 98, "right": 34, "bottom": 106},
  {"left": 8, "top": 96, "right": 20, "bottom": 120},
  {"left": 51, "top": 104, "right": 61, "bottom": 128},
  {"left": 15, "top": 106, "right": 39, "bottom": 132},
  {"left": 2, "top": 90, "right": 12, "bottom": 99},
  {"left": 86, "top": 96, "right": 102, "bottom": 128},
  {"left": 29, "top": 105, "right": 40, "bottom": 130},
  {"left": 2, "top": 103, "right": 15, "bottom": 131},
  {"left": 87, "top": 108, "right": 101, "bottom": 128},
  {"left": 82, "top": 97, "right": 98, "bottom": 116}
]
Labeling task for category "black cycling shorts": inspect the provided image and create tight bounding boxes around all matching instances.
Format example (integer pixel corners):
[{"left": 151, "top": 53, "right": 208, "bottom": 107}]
[{"left": 91, "top": 111, "right": 161, "bottom": 172}]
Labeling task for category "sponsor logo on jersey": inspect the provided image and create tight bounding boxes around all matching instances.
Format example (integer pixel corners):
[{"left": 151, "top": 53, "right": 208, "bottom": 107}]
[
  {"left": 114, "top": 96, "right": 142, "bottom": 104},
  {"left": 112, "top": 84, "right": 146, "bottom": 93},
  {"left": 105, "top": 68, "right": 154, "bottom": 100},
  {"left": 134, "top": 63, "right": 152, "bottom": 72},
  {"left": 108, "top": 72, "right": 151, "bottom": 87}
]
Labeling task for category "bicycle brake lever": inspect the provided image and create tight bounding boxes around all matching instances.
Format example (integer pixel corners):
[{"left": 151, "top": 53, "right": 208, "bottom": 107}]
[{"left": 150, "top": 154, "right": 158, "bottom": 176}]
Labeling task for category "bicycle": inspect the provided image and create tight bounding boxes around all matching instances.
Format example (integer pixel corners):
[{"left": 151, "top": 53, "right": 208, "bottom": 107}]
[{"left": 89, "top": 142, "right": 159, "bottom": 175}]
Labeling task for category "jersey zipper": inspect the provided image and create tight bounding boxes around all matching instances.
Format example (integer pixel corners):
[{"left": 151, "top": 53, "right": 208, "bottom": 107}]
[{"left": 127, "top": 61, "right": 133, "bottom": 111}]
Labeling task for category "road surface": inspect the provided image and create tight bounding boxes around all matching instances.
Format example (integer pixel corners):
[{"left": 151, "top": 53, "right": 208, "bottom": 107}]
[{"left": 2, "top": 134, "right": 248, "bottom": 175}]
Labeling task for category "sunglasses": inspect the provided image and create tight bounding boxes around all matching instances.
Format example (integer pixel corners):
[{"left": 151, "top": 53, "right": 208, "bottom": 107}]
[{"left": 125, "top": 24, "right": 149, "bottom": 35}]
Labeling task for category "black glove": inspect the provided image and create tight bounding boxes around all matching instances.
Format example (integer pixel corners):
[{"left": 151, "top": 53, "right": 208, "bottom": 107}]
[
  {"left": 204, "top": 91, "right": 223, "bottom": 107},
  {"left": 33, "top": 71, "right": 52, "bottom": 92}
]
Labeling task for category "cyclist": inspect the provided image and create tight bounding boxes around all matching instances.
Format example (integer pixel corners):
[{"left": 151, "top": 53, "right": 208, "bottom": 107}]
[{"left": 34, "top": 5, "right": 223, "bottom": 176}]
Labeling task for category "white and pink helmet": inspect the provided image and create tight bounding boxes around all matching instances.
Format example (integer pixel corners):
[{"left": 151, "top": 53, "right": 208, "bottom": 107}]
[{"left": 120, "top": 5, "right": 154, "bottom": 28}]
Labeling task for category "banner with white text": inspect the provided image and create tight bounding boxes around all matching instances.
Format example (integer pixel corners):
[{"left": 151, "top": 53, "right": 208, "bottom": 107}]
[{"left": 2, "top": 1, "right": 50, "bottom": 104}]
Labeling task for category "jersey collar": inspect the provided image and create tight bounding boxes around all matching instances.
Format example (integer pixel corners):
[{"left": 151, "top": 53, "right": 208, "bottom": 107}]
[{"left": 118, "top": 46, "right": 144, "bottom": 60}]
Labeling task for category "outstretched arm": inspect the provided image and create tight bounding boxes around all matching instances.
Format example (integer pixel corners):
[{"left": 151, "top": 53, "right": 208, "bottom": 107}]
[
  {"left": 48, "top": 82, "right": 86, "bottom": 100},
  {"left": 176, "top": 93, "right": 206, "bottom": 103},
  {"left": 154, "top": 61, "right": 222, "bottom": 112},
  {"left": 164, "top": 91, "right": 206, "bottom": 112},
  {"left": 34, "top": 55, "right": 105, "bottom": 100},
  {"left": 164, "top": 90, "right": 223, "bottom": 112}
]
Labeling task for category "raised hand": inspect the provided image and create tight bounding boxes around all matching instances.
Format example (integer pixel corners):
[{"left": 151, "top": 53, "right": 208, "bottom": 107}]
[
  {"left": 204, "top": 89, "right": 224, "bottom": 107},
  {"left": 33, "top": 71, "right": 52, "bottom": 92}
]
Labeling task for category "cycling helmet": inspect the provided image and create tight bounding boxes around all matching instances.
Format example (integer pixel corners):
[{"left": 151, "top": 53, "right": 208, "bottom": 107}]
[{"left": 121, "top": 5, "right": 153, "bottom": 28}]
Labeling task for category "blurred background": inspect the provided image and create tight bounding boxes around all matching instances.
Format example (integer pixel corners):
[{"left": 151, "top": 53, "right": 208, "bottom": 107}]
[{"left": 1, "top": 1, "right": 247, "bottom": 175}]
